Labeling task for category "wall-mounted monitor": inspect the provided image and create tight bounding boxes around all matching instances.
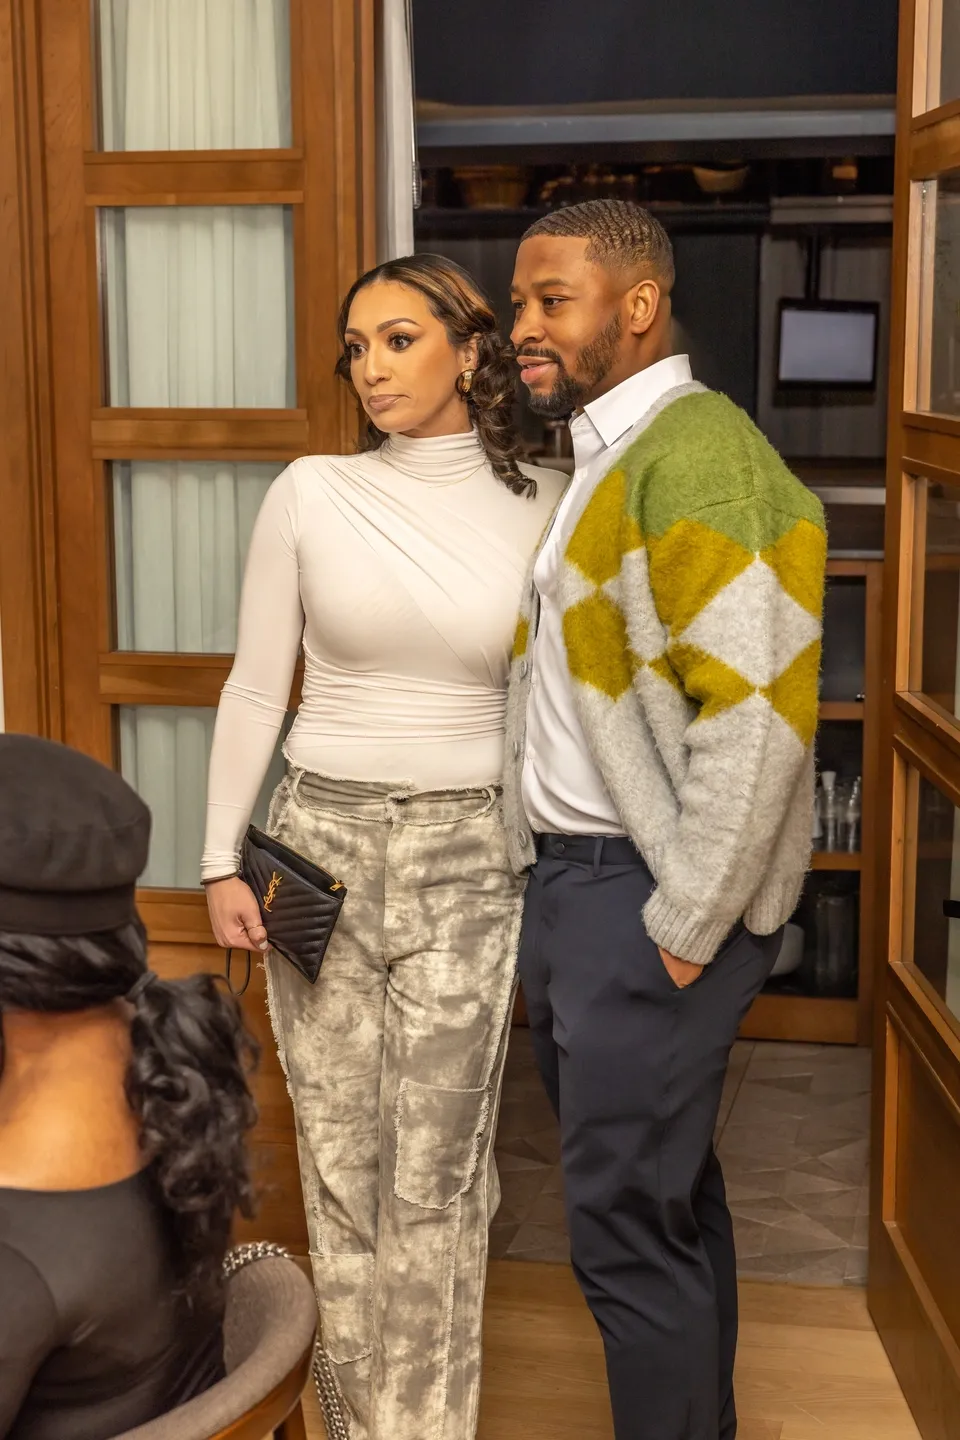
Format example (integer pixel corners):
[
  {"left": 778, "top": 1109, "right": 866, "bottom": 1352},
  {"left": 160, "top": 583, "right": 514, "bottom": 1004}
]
[{"left": 776, "top": 300, "right": 879, "bottom": 390}]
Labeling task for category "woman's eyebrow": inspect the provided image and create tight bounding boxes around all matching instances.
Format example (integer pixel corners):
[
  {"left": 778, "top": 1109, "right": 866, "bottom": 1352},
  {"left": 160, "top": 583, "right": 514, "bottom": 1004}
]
[{"left": 344, "top": 317, "right": 422, "bottom": 338}]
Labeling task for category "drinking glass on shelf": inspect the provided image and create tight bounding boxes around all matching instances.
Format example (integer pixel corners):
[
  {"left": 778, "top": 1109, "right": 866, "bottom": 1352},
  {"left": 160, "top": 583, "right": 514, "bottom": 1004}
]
[
  {"left": 812, "top": 781, "right": 823, "bottom": 849},
  {"left": 844, "top": 777, "right": 862, "bottom": 853},
  {"left": 834, "top": 780, "right": 850, "bottom": 846},
  {"left": 821, "top": 771, "right": 839, "bottom": 852},
  {"left": 814, "top": 884, "right": 858, "bottom": 996}
]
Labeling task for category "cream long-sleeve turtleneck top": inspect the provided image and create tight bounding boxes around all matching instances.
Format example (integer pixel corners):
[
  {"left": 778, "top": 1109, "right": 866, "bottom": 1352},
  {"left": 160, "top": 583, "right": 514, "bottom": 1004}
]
[{"left": 201, "top": 430, "right": 566, "bottom": 881}]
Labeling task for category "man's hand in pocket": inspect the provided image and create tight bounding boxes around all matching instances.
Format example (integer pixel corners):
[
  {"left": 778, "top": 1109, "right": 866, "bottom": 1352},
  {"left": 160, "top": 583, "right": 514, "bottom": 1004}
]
[{"left": 658, "top": 948, "right": 703, "bottom": 989}]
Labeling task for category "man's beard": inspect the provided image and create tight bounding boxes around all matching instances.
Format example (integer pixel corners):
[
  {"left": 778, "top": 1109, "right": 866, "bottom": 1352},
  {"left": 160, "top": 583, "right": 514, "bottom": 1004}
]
[{"left": 524, "top": 311, "right": 623, "bottom": 418}]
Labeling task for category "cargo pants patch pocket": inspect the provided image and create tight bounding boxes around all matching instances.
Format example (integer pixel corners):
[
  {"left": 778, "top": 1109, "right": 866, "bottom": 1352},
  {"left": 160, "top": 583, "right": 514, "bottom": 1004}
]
[
  {"left": 311, "top": 1250, "right": 374, "bottom": 1364},
  {"left": 394, "top": 1078, "right": 491, "bottom": 1210}
]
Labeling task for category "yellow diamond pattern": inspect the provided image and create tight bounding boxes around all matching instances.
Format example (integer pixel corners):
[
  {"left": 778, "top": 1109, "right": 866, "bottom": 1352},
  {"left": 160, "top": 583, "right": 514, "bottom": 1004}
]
[
  {"left": 622, "top": 510, "right": 644, "bottom": 554},
  {"left": 564, "top": 591, "right": 633, "bottom": 700},
  {"left": 668, "top": 643, "right": 756, "bottom": 720},
  {"left": 645, "top": 653, "right": 684, "bottom": 691},
  {"left": 760, "top": 519, "right": 828, "bottom": 617},
  {"left": 762, "top": 639, "right": 821, "bottom": 746},
  {"left": 648, "top": 519, "right": 754, "bottom": 637},
  {"left": 565, "top": 467, "right": 628, "bottom": 588},
  {"left": 553, "top": 462, "right": 822, "bottom": 754}
]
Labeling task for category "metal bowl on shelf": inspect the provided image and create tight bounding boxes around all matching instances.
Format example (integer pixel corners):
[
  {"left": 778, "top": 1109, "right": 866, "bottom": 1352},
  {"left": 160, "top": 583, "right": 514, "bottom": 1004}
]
[
  {"left": 453, "top": 165, "right": 529, "bottom": 210},
  {"left": 692, "top": 164, "right": 750, "bottom": 195},
  {"left": 770, "top": 921, "right": 805, "bottom": 978}
]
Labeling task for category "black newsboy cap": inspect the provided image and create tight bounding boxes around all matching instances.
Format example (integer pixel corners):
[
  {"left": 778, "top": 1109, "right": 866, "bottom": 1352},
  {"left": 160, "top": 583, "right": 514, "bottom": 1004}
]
[{"left": 0, "top": 735, "right": 151, "bottom": 936}]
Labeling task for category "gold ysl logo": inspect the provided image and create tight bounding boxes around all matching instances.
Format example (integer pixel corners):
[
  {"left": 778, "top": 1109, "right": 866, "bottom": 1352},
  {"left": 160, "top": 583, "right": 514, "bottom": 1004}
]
[{"left": 263, "top": 871, "right": 283, "bottom": 912}]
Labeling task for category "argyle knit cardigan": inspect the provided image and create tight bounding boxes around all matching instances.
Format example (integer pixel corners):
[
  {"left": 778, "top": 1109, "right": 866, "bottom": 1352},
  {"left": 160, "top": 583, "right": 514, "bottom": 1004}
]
[{"left": 502, "top": 383, "right": 827, "bottom": 966}]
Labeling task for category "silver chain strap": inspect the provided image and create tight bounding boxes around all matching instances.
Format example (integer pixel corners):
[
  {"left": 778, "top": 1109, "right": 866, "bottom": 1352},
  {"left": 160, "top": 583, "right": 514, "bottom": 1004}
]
[
  {"left": 312, "top": 1346, "right": 350, "bottom": 1440},
  {"left": 222, "top": 1240, "right": 292, "bottom": 1279},
  {"left": 221, "top": 1243, "right": 350, "bottom": 1439}
]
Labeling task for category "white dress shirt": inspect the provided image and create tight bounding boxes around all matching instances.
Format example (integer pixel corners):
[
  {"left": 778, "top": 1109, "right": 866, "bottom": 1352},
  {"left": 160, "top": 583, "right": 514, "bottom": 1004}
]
[{"left": 521, "top": 354, "right": 694, "bottom": 836}]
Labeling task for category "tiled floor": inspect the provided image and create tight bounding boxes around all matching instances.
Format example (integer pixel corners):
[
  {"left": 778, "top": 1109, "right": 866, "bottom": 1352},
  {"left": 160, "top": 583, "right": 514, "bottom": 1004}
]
[
  {"left": 491, "top": 1030, "right": 871, "bottom": 1285},
  {"left": 718, "top": 1039, "right": 871, "bottom": 1285}
]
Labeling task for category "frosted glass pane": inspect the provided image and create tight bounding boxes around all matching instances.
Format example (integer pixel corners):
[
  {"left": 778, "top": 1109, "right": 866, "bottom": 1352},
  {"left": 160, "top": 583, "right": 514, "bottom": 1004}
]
[
  {"left": 120, "top": 705, "right": 290, "bottom": 888},
  {"left": 917, "top": 476, "right": 960, "bottom": 723},
  {"left": 112, "top": 460, "right": 280, "bottom": 652},
  {"left": 97, "top": 0, "right": 291, "bottom": 150},
  {"left": 912, "top": 774, "right": 960, "bottom": 1024},
  {"left": 100, "top": 206, "right": 296, "bottom": 407},
  {"left": 921, "top": 0, "right": 960, "bottom": 114}
]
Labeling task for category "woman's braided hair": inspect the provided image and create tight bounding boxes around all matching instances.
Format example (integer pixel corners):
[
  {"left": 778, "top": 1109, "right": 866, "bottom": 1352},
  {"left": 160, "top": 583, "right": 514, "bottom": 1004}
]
[{"left": 336, "top": 253, "right": 535, "bottom": 497}]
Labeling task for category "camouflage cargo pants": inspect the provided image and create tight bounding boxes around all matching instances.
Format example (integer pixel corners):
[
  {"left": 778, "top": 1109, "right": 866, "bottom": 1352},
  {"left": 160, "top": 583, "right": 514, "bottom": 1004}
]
[{"left": 264, "top": 769, "right": 524, "bottom": 1440}]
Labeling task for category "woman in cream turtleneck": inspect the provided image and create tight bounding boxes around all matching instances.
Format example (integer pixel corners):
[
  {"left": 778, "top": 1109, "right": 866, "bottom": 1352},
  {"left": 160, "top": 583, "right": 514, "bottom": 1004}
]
[{"left": 202, "top": 255, "right": 565, "bottom": 1440}]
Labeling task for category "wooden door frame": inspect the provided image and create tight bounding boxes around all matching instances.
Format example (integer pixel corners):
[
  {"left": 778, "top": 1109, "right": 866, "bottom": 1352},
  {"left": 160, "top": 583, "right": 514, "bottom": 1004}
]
[
  {"left": 870, "top": 0, "right": 960, "bottom": 1432},
  {"left": 0, "top": 0, "right": 62, "bottom": 738}
]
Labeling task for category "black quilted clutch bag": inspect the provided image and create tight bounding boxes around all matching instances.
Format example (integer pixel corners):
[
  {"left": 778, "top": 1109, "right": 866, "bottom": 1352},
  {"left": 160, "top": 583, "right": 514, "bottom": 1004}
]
[{"left": 225, "top": 824, "right": 347, "bottom": 995}]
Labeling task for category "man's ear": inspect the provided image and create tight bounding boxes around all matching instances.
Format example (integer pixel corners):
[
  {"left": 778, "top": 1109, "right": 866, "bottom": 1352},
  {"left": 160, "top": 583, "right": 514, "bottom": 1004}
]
[{"left": 627, "top": 279, "right": 663, "bottom": 336}]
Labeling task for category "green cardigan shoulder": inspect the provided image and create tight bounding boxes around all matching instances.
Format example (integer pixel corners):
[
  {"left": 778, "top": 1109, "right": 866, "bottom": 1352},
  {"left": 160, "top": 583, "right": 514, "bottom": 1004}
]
[{"left": 618, "top": 389, "right": 826, "bottom": 546}]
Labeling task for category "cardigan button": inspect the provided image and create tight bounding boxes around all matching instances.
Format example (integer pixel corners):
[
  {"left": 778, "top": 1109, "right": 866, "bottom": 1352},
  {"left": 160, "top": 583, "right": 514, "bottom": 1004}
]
[
  {"left": 518, "top": 830, "right": 528, "bottom": 849},
  {"left": 513, "top": 740, "right": 520, "bottom": 759},
  {"left": 519, "top": 660, "right": 528, "bottom": 678}
]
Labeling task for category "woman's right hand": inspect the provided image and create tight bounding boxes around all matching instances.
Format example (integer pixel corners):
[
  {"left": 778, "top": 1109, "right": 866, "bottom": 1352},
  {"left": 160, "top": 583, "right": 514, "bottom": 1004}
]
[{"left": 205, "top": 877, "right": 269, "bottom": 953}]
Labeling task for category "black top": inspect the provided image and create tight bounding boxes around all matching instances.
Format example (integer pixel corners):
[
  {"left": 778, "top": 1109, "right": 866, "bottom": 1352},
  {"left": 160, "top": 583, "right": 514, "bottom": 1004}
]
[{"left": 0, "top": 1171, "right": 224, "bottom": 1440}]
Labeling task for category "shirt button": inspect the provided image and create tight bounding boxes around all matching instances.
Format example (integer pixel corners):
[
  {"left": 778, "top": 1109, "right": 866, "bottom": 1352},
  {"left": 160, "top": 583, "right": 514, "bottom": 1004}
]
[{"left": 519, "top": 660, "right": 528, "bottom": 678}]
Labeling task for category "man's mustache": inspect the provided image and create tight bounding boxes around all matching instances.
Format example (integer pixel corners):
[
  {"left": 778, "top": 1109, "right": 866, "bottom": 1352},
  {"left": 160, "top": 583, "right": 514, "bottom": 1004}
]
[{"left": 510, "top": 345, "right": 565, "bottom": 369}]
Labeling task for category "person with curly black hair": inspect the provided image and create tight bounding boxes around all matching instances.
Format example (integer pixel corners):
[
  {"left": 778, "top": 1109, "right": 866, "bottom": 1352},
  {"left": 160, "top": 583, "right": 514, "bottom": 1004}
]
[{"left": 0, "top": 735, "right": 258, "bottom": 1440}]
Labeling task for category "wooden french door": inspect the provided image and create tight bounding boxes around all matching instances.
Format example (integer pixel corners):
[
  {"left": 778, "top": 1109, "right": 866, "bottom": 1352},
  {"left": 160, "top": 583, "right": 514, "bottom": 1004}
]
[
  {"left": 1, "top": 0, "right": 375, "bottom": 1252},
  {"left": 870, "top": 1, "right": 960, "bottom": 1433},
  {"left": 0, "top": 0, "right": 374, "bottom": 943}
]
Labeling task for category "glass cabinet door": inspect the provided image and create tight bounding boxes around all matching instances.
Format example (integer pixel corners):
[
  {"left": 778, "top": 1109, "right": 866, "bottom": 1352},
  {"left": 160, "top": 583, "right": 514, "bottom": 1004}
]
[
  {"left": 912, "top": 473, "right": 960, "bottom": 718},
  {"left": 919, "top": 0, "right": 960, "bottom": 113},
  {"left": 869, "top": 0, "right": 960, "bottom": 1430}
]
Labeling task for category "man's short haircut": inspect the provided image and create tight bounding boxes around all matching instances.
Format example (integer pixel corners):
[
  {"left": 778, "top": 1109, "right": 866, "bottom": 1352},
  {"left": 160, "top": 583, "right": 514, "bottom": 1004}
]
[{"left": 522, "top": 199, "right": 675, "bottom": 292}]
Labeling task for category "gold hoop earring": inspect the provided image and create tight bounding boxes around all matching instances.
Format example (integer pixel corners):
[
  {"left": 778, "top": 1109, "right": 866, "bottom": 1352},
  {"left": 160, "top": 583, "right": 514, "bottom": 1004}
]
[{"left": 456, "top": 368, "right": 475, "bottom": 397}]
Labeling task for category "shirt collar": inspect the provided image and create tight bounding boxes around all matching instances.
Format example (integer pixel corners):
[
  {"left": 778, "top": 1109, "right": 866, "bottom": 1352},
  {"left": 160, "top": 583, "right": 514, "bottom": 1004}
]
[{"left": 573, "top": 354, "right": 694, "bottom": 457}]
